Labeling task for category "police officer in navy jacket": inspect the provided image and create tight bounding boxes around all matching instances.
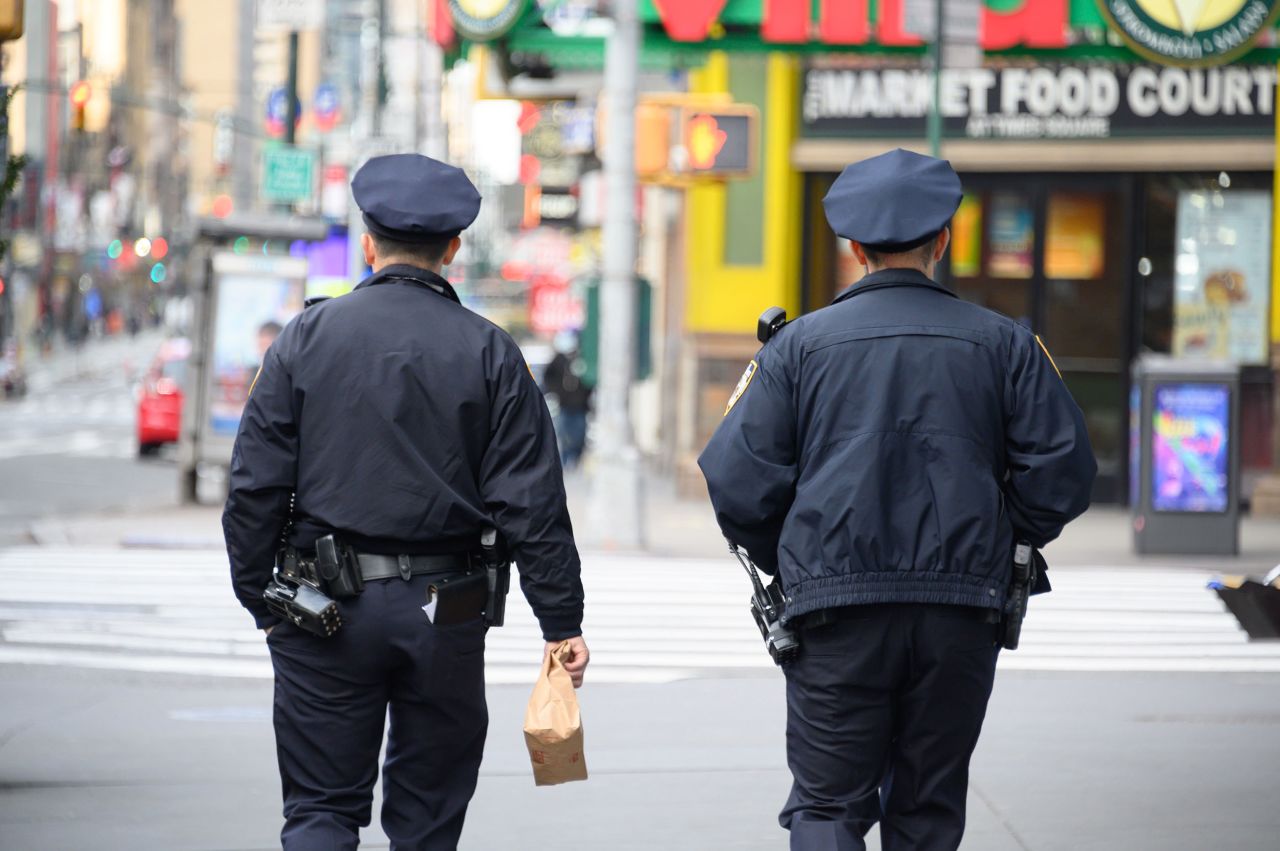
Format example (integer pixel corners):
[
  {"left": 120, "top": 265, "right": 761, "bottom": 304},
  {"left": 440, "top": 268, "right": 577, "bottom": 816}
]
[
  {"left": 699, "top": 149, "right": 1095, "bottom": 851},
  {"left": 224, "top": 154, "right": 588, "bottom": 850}
]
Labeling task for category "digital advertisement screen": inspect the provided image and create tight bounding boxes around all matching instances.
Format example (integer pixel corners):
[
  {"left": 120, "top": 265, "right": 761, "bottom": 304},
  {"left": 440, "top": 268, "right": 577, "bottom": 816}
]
[{"left": 1152, "top": 383, "right": 1230, "bottom": 513}]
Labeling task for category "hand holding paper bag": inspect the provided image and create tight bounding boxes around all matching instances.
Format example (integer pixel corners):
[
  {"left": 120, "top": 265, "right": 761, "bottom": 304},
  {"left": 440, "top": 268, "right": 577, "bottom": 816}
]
[{"left": 524, "top": 641, "right": 588, "bottom": 786}]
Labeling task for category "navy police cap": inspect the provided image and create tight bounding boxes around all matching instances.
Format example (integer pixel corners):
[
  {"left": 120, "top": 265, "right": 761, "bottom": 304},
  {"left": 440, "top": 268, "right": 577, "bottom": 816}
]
[
  {"left": 352, "top": 154, "right": 481, "bottom": 242},
  {"left": 822, "top": 148, "right": 961, "bottom": 252}
]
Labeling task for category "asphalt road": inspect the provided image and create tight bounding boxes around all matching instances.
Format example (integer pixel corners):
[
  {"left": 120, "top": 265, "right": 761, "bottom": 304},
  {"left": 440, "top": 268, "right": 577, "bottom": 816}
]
[
  {"left": 0, "top": 331, "right": 180, "bottom": 544},
  {"left": 1, "top": 665, "right": 1278, "bottom": 850}
]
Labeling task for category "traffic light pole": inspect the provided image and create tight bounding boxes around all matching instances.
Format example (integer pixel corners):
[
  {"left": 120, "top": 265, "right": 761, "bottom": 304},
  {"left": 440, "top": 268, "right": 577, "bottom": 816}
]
[{"left": 586, "top": 0, "right": 644, "bottom": 549}]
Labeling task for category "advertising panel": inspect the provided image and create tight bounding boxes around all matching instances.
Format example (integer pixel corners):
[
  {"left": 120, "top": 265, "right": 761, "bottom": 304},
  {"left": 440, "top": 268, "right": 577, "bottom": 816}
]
[
  {"left": 1172, "top": 189, "right": 1271, "bottom": 365},
  {"left": 1152, "top": 382, "right": 1230, "bottom": 513},
  {"left": 208, "top": 254, "right": 307, "bottom": 438}
]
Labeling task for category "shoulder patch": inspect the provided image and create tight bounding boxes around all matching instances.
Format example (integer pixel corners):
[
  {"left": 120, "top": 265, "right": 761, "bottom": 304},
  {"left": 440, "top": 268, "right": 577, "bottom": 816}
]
[
  {"left": 1034, "top": 334, "right": 1062, "bottom": 379},
  {"left": 724, "top": 360, "right": 758, "bottom": 416}
]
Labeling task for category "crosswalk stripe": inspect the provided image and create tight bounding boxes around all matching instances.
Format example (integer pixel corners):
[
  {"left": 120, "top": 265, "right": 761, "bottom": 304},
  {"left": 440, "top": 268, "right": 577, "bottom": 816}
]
[{"left": 1, "top": 546, "right": 1278, "bottom": 681}]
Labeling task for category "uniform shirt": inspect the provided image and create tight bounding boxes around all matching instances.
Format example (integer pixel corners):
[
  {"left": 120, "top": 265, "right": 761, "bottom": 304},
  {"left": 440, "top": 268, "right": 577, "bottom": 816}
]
[
  {"left": 698, "top": 268, "right": 1096, "bottom": 623},
  {"left": 223, "top": 264, "right": 585, "bottom": 640}
]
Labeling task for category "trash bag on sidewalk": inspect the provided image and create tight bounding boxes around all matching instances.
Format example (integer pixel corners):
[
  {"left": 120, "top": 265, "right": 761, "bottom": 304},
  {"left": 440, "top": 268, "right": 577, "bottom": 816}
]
[{"left": 523, "top": 641, "right": 588, "bottom": 786}]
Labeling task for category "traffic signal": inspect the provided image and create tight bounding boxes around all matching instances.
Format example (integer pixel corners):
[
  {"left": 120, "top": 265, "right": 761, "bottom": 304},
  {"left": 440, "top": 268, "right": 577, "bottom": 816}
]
[
  {"left": 69, "top": 81, "right": 90, "bottom": 131},
  {"left": 680, "top": 106, "right": 757, "bottom": 176},
  {"left": 0, "top": 0, "right": 23, "bottom": 42}
]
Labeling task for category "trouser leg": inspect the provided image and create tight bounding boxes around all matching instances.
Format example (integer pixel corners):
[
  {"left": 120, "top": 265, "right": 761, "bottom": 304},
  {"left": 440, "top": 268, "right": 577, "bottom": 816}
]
[
  {"left": 780, "top": 608, "right": 901, "bottom": 851},
  {"left": 267, "top": 605, "right": 390, "bottom": 851},
  {"left": 380, "top": 579, "right": 489, "bottom": 851},
  {"left": 880, "top": 607, "right": 999, "bottom": 851}
]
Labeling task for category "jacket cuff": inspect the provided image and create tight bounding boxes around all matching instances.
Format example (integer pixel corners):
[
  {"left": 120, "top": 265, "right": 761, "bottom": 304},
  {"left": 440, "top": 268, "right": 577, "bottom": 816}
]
[{"left": 537, "top": 610, "right": 584, "bottom": 642}]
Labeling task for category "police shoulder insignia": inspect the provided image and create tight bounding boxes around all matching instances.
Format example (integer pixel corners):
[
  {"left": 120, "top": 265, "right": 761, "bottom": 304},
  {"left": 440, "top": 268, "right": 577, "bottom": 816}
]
[
  {"left": 1034, "top": 335, "right": 1062, "bottom": 379},
  {"left": 724, "top": 360, "right": 758, "bottom": 416}
]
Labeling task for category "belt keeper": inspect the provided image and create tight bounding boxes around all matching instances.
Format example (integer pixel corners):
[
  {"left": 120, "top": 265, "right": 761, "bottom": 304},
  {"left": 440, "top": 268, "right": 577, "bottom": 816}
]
[{"left": 397, "top": 554, "right": 412, "bottom": 581}]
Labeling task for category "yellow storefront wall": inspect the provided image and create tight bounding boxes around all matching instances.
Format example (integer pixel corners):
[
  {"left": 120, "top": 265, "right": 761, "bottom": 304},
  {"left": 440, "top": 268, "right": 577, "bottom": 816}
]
[{"left": 685, "top": 53, "right": 803, "bottom": 334}]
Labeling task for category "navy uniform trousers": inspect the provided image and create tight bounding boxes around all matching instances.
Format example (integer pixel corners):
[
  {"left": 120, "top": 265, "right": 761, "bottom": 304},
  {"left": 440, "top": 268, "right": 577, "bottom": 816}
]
[
  {"left": 266, "top": 573, "right": 487, "bottom": 851},
  {"left": 781, "top": 604, "right": 1000, "bottom": 851}
]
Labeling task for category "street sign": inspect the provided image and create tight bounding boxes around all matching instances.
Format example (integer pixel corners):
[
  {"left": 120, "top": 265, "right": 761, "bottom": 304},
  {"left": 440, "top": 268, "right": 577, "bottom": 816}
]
[
  {"left": 265, "top": 87, "right": 301, "bottom": 138},
  {"left": 262, "top": 147, "right": 316, "bottom": 204},
  {"left": 313, "top": 82, "right": 341, "bottom": 132},
  {"left": 258, "top": 0, "right": 324, "bottom": 31}
]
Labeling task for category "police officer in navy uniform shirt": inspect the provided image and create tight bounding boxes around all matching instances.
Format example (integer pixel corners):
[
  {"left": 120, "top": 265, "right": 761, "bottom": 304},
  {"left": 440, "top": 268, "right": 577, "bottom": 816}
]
[
  {"left": 223, "top": 154, "right": 589, "bottom": 851},
  {"left": 698, "top": 149, "right": 1095, "bottom": 851}
]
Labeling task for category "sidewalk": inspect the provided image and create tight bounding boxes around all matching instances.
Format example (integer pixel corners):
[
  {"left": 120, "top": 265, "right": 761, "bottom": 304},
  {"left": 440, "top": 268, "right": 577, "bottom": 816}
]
[{"left": 23, "top": 468, "right": 1280, "bottom": 572}]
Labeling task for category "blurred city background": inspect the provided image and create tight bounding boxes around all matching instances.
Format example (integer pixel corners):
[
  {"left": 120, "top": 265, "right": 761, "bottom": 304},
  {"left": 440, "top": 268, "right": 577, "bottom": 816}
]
[{"left": 2, "top": 1, "right": 1280, "bottom": 849}]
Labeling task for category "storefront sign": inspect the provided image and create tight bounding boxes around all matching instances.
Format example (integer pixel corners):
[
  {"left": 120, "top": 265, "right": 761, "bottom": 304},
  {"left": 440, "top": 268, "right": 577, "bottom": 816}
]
[
  {"left": 801, "top": 63, "right": 1278, "bottom": 139},
  {"left": 449, "top": 0, "right": 527, "bottom": 41},
  {"left": 1099, "top": 0, "right": 1280, "bottom": 67},
  {"left": 1152, "top": 382, "right": 1230, "bottom": 513},
  {"left": 648, "top": 0, "right": 1069, "bottom": 48},
  {"left": 1173, "top": 189, "right": 1271, "bottom": 365}
]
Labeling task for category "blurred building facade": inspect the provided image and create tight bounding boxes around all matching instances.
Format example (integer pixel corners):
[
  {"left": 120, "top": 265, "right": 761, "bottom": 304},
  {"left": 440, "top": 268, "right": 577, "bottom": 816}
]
[{"left": 451, "top": 0, "right": 1280, "bottom": 510}]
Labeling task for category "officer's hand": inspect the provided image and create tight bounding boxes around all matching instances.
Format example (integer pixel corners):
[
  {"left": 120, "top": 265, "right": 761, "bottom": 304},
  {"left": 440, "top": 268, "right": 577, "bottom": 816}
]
[{"left": 545, "top": 636, "right": 590, "bottom": 688}]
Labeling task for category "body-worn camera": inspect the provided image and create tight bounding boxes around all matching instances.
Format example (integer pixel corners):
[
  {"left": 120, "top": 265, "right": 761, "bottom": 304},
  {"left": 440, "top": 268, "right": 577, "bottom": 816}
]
[
  {"left": 729, "top": 541, "right": 800, "bottom": 665},
  {"left": 264, "top": 573, "right": 342, "bottom": 637},
  {"left": 1001, "top": 541, "right": 1036, "bottom": 650}
]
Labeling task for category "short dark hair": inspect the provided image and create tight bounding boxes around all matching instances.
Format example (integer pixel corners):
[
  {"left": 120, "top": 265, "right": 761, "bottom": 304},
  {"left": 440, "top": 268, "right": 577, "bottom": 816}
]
[
  {"left": 862, "top": 240, "right": 936, "bottom": 268},
  {"left": 370, "top": 232, "right": 455, "bottom": 266}
]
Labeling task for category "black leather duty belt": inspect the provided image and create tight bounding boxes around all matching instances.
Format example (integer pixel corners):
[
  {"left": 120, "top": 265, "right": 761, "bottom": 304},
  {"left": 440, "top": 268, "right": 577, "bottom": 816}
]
[{"left": 356, "top": 552, "right": 470, "bottom": 582}]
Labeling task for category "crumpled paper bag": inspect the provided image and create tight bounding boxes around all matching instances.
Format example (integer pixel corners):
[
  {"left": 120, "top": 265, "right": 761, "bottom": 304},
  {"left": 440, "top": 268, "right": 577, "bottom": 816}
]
[{"left": 523, "top": 640, "right": 587, "bottom": 786}]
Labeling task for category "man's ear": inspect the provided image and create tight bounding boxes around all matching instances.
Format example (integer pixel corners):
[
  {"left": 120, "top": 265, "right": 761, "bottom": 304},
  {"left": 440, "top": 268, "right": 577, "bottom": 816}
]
[
  {"left": 933, "top": 227, "right": 951, "bottom": 262},
  {"left": 442, "top": 236, "right": 463, "bottom": 266},
  {"left": 849, "top": 240, "right": 870, "bottom": 267},
  {"left": 361, "top": 232, "right": 377, "bottom": 267}
]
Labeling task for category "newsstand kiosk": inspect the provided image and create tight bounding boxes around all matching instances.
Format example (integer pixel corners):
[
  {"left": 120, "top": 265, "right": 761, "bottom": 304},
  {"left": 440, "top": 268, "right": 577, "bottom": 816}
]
[{"left": 1131, "top": 356, "right": 1241, "bottom": 556}]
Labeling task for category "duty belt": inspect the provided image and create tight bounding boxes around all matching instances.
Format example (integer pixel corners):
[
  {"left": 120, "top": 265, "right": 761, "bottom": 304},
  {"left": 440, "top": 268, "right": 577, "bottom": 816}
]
[{"left": 356, "top": 552, "right": 470, "bottom": 582}]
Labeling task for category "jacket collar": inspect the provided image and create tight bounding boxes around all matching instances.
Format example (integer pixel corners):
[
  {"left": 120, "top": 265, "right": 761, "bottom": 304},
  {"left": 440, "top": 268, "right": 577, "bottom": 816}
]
[
  {"left": 832, "top": 268, "right": 957, "bottom": 306},
  {"left": 354, "top": 264, "right": 461, "bottom": 304}
]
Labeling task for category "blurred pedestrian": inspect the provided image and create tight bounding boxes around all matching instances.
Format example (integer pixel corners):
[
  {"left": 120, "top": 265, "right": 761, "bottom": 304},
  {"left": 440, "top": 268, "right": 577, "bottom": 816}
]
[
  {"left": 223, "top": 154, "right": 588, "bottom": 851},
  {"left": 542, "top": 329, "right": 592, "bottom": 469},
  {"left": 699, "top": 149, "right": 1096, "bottom": 851}
]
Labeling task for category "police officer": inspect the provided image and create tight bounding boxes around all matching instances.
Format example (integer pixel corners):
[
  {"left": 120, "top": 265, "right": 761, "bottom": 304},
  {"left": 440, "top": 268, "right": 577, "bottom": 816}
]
[
  {"left": 698, "top": 149, "right": 1095, "bottom": 850},
  {"left": 223, "top": 154, "right": 589, "bottom": 850}
]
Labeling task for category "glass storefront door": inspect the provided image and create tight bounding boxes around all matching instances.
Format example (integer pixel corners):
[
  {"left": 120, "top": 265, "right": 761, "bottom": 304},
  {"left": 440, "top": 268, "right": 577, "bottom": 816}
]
[{"left": 946, "top": 176, "right": 1133, "bottom": 503}]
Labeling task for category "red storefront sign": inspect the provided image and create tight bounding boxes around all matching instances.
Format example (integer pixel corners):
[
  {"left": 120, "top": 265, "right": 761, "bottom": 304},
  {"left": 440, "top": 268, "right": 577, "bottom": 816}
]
[{"left": 651, "top": 0, "right": 1067, "bottom": 49}]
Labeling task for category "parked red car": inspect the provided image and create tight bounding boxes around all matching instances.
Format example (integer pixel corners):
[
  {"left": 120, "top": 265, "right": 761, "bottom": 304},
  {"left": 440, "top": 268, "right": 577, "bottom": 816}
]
[{"left": 137, "top": 338, "right": 190, "bottom": 455}]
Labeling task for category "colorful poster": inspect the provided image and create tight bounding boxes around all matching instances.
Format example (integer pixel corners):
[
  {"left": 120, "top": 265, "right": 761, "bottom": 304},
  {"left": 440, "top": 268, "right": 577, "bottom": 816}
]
[
  {"left": 209, "top": 272, "right": 304, "bottom": 437},
  {"left": 1173, "top": 190, "right": 1271, "bottom": 365},
  {"left": 950, "top": 193, "right": 982, "bottom": 278},
  {"left": 987, "top": 192, "right": 1034, "bottom": 279},
  {"left": 1151, "top": 383, "right": 1230, "bottom": 514},
  {"left": 1045, "top": 193, "right": 1105, "bottom": 280}
]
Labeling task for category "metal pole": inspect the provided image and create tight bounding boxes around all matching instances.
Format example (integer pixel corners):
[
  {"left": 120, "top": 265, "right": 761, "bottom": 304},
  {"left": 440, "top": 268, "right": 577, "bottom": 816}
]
[
  {"left": 284, "top": 31, "right": 300, "bottom": 146},
  {"left": 586, "top": 0, "right": 644, "bottom": 549},
  {"left": 927, "top": 0, "right": 943, "bottom": 157},
  {"left": 233, "top": 0, "right": 256, "bottom": 212}
]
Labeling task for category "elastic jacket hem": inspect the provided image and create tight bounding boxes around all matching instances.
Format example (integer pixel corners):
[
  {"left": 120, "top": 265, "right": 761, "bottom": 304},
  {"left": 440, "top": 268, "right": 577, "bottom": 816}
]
[{"left": 783, "top": 572, "right": 1005, "bottom": 625}]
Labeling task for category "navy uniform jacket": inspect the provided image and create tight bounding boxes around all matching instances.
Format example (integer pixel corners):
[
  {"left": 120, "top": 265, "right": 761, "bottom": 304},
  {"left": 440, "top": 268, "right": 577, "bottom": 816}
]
[
  {"left": 698, "top": 268, "right": 1096, "bottom": 623},
  {"left": 223, "top": 264, "right": 585, "bottom": 641}
]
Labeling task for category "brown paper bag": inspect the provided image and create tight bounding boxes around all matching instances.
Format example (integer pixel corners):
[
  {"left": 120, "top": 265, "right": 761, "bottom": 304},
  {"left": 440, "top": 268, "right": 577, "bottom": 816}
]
[{"left": 523, "top": 641, "right": 587, "bottom": 786}]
